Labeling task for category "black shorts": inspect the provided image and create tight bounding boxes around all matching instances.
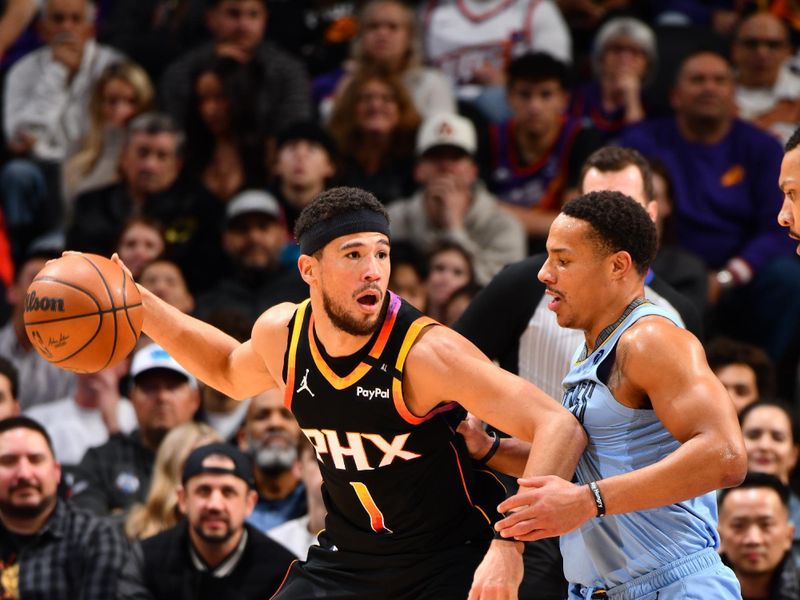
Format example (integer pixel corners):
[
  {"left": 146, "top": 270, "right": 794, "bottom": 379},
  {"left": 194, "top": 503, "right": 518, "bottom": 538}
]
[{"left": 270, "top": 535, "right": 491, "bottom": 600}]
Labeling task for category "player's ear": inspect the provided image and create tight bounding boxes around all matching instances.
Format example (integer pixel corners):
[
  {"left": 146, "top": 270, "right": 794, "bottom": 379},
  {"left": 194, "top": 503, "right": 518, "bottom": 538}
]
[
  {"left": 610, "top": 250, "right": 633, "bottom": 279},
  {"left": 297, "top": 254, "right": 317, "bottom": 285}
]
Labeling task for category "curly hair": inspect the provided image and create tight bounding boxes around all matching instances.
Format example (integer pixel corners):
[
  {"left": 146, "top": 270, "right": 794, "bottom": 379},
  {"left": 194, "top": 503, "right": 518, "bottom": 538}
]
[
  {"left": 561, "top": 190, "right": 657, "bottom": 275},
  {"left": 294, "top": 187, "right": 388, "bottom": 244}
]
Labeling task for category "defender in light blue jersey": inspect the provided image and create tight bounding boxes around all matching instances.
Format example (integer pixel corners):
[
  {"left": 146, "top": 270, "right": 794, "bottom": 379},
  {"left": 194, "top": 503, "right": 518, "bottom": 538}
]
[{"left": 485, "top": 191, "right": 747, "bottom": 599}]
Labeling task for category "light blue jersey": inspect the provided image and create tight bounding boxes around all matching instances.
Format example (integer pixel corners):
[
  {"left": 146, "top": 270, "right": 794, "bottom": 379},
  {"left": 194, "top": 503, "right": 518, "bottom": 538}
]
[{"left": 560, "top": 302, "right": 721, "bottom": 591}]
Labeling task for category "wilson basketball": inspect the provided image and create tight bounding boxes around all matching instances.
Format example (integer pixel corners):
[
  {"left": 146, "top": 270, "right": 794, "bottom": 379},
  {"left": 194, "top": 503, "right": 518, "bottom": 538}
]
[{"left": 24, "top": 253, "right": 143, "bottom": 373}]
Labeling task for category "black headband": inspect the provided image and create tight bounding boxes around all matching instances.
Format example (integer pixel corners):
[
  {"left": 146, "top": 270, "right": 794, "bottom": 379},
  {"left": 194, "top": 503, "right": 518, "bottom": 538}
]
[{"left": 298, "top": 209, "right": 390, "bottom": 256}]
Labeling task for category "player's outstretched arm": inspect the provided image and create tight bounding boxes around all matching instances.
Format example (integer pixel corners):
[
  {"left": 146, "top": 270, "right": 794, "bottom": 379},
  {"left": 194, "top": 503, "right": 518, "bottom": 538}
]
[
  {"left": 405, "top": 326, "right": 586, "bottom": 482},
  {"left": 111, "top": 250, "right": 288, "bottom": 400},
  {"left": 497, "top": 319, "right": 747, "bottom": 541},
  {"left": 456, "top": 413, "right": 531, "bottom": 477}
]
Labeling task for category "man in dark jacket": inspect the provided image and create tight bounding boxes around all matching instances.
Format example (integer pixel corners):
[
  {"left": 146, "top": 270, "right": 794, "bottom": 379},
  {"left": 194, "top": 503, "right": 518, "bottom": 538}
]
[{"left": 117, "top": 442, "right": 296, "bottom": 600}]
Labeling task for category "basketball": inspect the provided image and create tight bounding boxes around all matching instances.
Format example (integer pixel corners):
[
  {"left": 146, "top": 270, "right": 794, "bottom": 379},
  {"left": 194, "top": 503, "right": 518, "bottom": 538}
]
[{"left": 24, "top": 253, "right": 143, "bottom": 373}]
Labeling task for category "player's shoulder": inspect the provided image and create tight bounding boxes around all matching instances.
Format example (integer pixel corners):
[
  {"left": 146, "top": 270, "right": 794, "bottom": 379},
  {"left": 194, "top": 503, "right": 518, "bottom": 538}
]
[
  {"left": 407, "top": 322, "right": 483, "bottom": 371},
  {"left": 251, "top": 302, "right": 302, "bottom": 343},
  {"left": 619, "top": 314, "right": 701, "bottom": 363}
]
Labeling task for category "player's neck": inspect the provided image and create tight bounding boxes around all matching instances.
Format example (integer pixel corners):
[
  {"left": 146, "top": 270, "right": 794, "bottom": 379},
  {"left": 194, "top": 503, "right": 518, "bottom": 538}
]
[
  {"left": 583, "top": 291, "right": 646, "bottom": 353},
  {"left": 312, "top": 317, "right": 375, "bottom": 357}
]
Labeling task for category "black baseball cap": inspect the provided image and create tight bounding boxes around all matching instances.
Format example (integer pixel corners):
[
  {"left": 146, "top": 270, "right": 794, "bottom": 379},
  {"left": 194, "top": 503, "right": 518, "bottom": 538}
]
[
  {"left": 276, "top": 121, "right": 338, "bottom": 159},
  {"left": 182, "top": 443, "right": 255, "bottom": 488}
]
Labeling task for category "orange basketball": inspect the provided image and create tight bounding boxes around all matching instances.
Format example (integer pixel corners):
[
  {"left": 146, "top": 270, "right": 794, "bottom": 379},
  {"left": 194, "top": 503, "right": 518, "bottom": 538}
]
[{"left": 24, "top": 253, "right": 143, "bottom": 373}]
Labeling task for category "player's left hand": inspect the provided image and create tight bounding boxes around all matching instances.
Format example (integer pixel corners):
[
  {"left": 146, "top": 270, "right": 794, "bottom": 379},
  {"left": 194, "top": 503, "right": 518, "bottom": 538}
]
[
  {"left": 467, "top": 539, "right": 523, "bottom": 599},
  {"left": 494, "top": 476, "right": 595, "bottom": 542}
]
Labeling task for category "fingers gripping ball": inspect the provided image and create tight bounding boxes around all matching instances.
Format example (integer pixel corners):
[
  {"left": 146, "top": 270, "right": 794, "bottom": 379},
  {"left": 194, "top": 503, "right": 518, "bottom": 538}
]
[{"left": 24, "top": 254, "right": 143, "bottom": 373}]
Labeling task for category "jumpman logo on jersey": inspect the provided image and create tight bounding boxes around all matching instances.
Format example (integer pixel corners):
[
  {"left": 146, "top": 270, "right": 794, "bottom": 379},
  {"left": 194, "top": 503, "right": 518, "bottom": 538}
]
[{"left": 297, "top": 369, "right": 315, "bottom": 397}]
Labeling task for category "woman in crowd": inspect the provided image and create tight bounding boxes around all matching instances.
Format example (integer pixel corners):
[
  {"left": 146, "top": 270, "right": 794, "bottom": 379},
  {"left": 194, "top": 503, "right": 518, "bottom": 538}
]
[
  {"left": 424, "top": 240, "right": 475, "bottom": 323},
  {"left": 328, "top": 69, "right": 420, "bottom": 203},
  {"left": 62, "top": 62, "right": 154, "bottom": 206},
  {"left": 115, "top": 216, "right": 166, "bottom": 281}
]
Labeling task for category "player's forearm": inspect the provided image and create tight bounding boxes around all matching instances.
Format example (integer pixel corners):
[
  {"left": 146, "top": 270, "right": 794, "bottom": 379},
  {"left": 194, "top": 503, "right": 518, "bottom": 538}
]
[
  {"left": 524, "top": 411, "right": 586, "bottom": 481},
  {"left": 140, "top": 287, "right": 244, "bottom": 396},
  {"left": 484, "top": 438, "right": 530, "bottom": 477},
  {"left": 596, "top": 433, "right": 746, "bottom": 515},
  {"left": 0, "top": 0, "right": 36, "bottom": 55}
]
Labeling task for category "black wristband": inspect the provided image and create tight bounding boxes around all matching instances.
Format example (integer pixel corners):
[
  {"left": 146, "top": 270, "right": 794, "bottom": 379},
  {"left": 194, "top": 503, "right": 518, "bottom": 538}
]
[
  {"left": 476, "top": 432, "right": 500, "bottom": 466},
  {"left": 588, "top": 481, "right": 606, "bottom": 517}
]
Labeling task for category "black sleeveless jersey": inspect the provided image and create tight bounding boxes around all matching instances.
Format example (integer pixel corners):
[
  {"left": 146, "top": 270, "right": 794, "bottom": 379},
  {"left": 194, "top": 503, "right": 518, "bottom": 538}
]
[{"left": 284, "top": 292, "right": 499, "bottom": 555}]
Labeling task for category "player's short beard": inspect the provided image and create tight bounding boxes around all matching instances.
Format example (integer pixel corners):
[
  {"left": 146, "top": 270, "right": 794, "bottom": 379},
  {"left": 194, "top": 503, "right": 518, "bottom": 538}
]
[
  {"left": 247, "top": 433, "right": 297, "bottom": 475},
  {"left": 321, "top": 287, "right": 387, "bottom": 337}
]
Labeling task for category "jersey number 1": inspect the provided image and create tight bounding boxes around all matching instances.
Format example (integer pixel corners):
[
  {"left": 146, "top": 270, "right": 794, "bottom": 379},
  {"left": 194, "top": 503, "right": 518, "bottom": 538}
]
[{"left": 350, "top": 482, "right": 393, "bottom": 534}]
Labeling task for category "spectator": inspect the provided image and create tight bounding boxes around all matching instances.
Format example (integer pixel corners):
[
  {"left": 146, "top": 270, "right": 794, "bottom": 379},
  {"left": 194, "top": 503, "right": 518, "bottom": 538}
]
[
  {"left": 237, "top": 389, "right": 306, "bottom": 533},
  {"left": 707, "top": 336, "right": 776, "bottom": 413},
  {"left": 314, "top": 0, "right": 455, "bottom": 120},
  {"left": 739, "top": 399, "right": 800, "bottom": 548},
  {"left": 271, "top": 121, "right": 338, "bottom": 239},
  {"left": 0, "top": 416, "right": 127, "bottom": 599},
  {"left": 1, "top": 0, "right": 124, "bottom": 260},
  {"left": 0, "top": 356, "right": 19, "bottom": 420},
  {"left": 63, "top": 61, "right": 155, "bottom": 207},
  {"left": 569, "top": 17, "right": 656, "bottom": 135},
  {"left": 327, "top": 68, "right": 420, "bottom": 203},
  {"left": 616, "top": 49, "right": 800, "bottom": 364},
  {"left": 0, "top": 250, "right": 75, "bottom": 410},
  {"left": 488, "top": 52, "right": 603, "bottom": 242},
  {"left": 115, "top": 217, "right": 166, "bottom": 281},
  {"left": 442, "top": 281, "right": 483, "bottom": 327},
  {"left": 125, "top": 422, "right": 221, "bottom": 541},
  {"left": 183, "top": 56, "right": 267, "bottom": 205},
  {"left": 388, "top": 112, "right": 526, "bottom": 285},
  {"left": 732, "top": 11, "right": 800, "bottom": 144},
  {"left": 387, "top": 240, "right": 427, "bottom": 313},
  {"left": 25, "top": 360, "right": 136, "bottom": 465},
  {"left": 194, "top": 190, "right": 307, "bottom": 322},
  {"left": 71, "top": 343, "right": 200, "bottom": 515},
  {"left": 158, "top": 0, "right": 310, "bottom": 135},
  {"left": 424, "top": 240, "right": 475, "bottom": 324},
  {"left": 139, "top": 259, "right": 195, "bottom": 315},
  {"left": 117, "top": 443, "right": 296, "bottom": 599},
  {"left": 3, "top": 0, "right": 123, "bottom": 162},
  {"left": 267, "top": 435, "right": 323, "bottom": 561},
  {"left": 718, "top": 472, "right": 800, "bottom": 599},
  {"left": 422, "top": 0, "right": 571, "bottom": 122}
]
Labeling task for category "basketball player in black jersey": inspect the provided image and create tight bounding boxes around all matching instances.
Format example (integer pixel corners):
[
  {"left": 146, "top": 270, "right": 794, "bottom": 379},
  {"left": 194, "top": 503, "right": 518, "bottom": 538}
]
[{"left": 112, "top": 187, "right": 586, "bottom": 599}]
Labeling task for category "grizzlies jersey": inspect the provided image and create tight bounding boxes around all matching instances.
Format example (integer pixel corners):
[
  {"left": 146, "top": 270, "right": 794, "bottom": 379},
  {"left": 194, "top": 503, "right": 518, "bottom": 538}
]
[
  {"left": 559, "top": 302, "right": 720, "bottom": 588},
  {"left": 284, "top": 292, "right": 497, "bottom": 555},
  {"left": 489, "top": 117, "right": 582, "bottom": 209}
]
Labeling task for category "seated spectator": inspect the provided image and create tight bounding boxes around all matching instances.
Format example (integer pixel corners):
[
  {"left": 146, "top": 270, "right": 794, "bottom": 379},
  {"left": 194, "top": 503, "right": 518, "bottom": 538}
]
[
  {"left": 422, "top": 0, "right": 571, "bottom": 122},
  {"left": 238, "top": 389, "right": 306, "bottom": 533},
  {"left": 117, "top": 443, "right": 296, "bottom": 599},
  {"left": 267, "top": 435, "right": 323, "bottom": 561},
  {"left": 158, "top": 0, "right": 310, "bottom": 136},
  {"left": 0, "top": 250, "right": 75, "bottom": 410},
  {"left": 314, "top": 0, "right": 455, "bottom": 121},
  {"left": 194, "top": 190, "right": 308, "bottom": 322},
  {"left": 184, "top": 56, "right": 267, "bottom": 206},
  {"left": 115, "top": 217, "right": 166, "bottom": 281},
  {"left": 569, "top": 17, "right": 656, "bottom": 136},
  {"left": 443, "top": 281, "right": 483, "bottom": 327},
  {"left": 139, "top": 259, "right": 195, "bottom": 315},
  {"left": 707, "top": 337, "right": 776, "bottom": 413},
  {"left": 718, "top": 472, "right": 800, "bottom": 599},
  {"left": 327, "top": 69, "right": 420, "bottom": 203},
  {"left": 389, "top": 112, "right": 525, "bottom": 285},
  {"left": 424, "top": 240, "right": 475, "bottom": 324},
  {"left": 0, "top": 356, "right": 19, "bottom": 420},
  {"left": 648, "top": 158, "right": 709, "bottom": 315},
  {"left": 25, "top": 360, "right": 136, "bottom": 465},
  {"left": 71, "top": 343, "right": 200, "bottom": 516},
  {"left": 488, "top": 53, "right": 603, "bottom": 243},
  {"left": 1, "top": 0, "right": 124, "bottom": 261},
  {"left": 616, "top": 49, "right": 800, "bottom": 365},
  {"left": 0, "top": 417, "right": 127, "bottom": 599},
  {"left": 271, "top": 121, "right": 338, "bottom": 240},
  {"left": 63, "top": 61, "right": 155, "bottom": 207},
  {"left": 732, "top": 11, "right": 800, "bottom": 144},
  {"left": 739, "top": 399, "right": 800, "bottom": 549},
  {"left": 388, "top": 240, "right": 428, "bottom": 313},
  {"left": 125, "top": 422, "right": 221, "bottom": 541}
]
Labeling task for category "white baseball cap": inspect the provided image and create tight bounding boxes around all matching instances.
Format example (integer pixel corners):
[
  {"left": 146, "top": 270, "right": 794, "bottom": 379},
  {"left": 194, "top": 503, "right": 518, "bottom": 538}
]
[
  {"left": 225, "top": 190, "right": 281, "bottom": 226},
  {"left": 130, "top": 343, "right": 196, "bottom": 387},
  {"left": 416, "top": 113, "right": 477, "bottom": 157}
]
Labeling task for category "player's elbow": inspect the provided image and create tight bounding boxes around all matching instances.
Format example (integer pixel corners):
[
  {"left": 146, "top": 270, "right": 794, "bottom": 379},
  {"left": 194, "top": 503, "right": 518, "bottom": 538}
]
[{"left": 717, "top": 443, "right": 748, "bottom": 489}]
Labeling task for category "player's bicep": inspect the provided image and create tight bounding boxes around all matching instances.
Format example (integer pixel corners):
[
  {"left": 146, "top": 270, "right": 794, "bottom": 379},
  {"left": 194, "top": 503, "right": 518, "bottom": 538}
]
[{"left": 225, "top": 339, "right": 277, "bottom": 397}]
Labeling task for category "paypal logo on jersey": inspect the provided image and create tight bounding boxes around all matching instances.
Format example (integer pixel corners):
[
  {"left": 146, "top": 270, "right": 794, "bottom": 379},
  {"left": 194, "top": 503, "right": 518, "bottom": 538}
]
[{"left": 356, "top": 386, "right": 390, "bottom": 400}]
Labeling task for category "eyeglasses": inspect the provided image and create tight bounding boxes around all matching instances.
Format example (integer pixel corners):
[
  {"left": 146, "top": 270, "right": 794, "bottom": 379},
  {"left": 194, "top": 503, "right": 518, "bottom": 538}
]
[{"left": 737, "top": 37, "right": 787, "bottom": 51}]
